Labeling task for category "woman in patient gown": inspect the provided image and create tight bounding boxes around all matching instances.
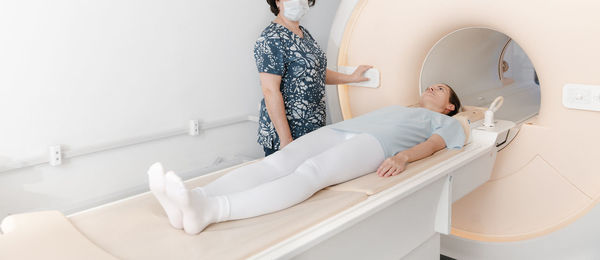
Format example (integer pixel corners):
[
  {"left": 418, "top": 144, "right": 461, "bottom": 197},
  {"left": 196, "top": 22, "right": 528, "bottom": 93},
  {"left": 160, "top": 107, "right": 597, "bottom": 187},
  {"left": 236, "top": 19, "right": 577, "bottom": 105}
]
[{"left": 148, "top": 83, "right": 464, "bottom": 235}]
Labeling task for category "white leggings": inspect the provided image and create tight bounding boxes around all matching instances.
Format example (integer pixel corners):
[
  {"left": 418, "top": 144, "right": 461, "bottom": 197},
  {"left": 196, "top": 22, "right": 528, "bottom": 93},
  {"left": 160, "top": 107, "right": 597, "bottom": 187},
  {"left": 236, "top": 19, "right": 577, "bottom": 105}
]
[{"left": 196, "top": 128, "right": 385, "bottom": 221}]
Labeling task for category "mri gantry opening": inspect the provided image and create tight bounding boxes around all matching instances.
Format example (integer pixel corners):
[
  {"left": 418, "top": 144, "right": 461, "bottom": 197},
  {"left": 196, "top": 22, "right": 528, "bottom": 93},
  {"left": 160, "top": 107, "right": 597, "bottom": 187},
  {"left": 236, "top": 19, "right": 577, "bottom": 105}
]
[{"left": 420, "top": 28, "right": 540, "bottom": 123}]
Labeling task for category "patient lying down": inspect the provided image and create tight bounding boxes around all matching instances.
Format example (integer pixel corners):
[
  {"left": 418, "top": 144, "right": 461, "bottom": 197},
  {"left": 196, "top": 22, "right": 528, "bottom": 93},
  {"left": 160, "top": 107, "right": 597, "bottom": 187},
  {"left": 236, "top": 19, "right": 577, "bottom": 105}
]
[{"left": 148, "top": 83, "right": 465, "bottom": 235}]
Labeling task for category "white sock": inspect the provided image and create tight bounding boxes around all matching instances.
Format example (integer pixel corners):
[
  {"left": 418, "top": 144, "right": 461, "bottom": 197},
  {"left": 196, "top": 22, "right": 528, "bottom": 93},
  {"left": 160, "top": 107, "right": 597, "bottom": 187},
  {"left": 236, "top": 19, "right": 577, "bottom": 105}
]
[
  {"left": 164, "top": 171, "right": 229, "bottom": 235},
  {"left": 147, "top": 162, "right": 183, "bottom": 229}
]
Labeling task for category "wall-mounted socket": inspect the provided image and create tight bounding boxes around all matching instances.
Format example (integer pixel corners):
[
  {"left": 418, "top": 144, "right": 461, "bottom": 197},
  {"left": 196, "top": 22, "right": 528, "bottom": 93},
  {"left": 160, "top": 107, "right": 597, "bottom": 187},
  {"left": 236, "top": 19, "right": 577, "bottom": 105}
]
[
  {"left": 189, "top": 119, "right": 200, "bottom": 136},
  {"left": 49, "top": 145, "right": 62, "bottom": 166}
]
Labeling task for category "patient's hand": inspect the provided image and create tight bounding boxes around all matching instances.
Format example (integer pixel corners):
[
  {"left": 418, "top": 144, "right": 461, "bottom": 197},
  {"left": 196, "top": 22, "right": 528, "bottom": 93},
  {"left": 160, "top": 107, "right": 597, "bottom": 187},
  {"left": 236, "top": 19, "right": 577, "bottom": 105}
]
[{"left": 376, "top": 153, "right": 409, "bottom": 177}]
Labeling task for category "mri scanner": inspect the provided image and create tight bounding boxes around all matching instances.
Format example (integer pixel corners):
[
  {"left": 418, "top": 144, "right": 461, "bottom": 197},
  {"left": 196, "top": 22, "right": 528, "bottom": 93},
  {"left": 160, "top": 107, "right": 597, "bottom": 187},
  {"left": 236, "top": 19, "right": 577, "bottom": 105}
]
[{"left": 2, "top": 0, "right": 600, "bottom": 259}]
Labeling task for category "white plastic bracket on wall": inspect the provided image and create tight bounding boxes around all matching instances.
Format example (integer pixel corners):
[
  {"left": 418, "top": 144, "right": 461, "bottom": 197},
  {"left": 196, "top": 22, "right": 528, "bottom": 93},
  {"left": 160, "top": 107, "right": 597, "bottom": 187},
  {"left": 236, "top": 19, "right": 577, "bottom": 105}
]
[
  {"left": 48, "top": 145, "right": 62, "bottom": 166},
  {"left": 189, "top": 119, "right": 201, "bottom": 136},
  {"left": 337, "top": 66, "right": 380, "bottom": 88}
]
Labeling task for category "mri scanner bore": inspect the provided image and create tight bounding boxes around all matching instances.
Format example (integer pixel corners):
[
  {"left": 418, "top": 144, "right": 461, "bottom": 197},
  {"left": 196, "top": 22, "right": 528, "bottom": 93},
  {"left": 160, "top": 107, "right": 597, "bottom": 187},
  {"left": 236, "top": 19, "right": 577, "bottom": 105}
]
[
  {"left": 420, "top": 28, "right": 540, "bottom": 124},
  {"left": 334, "top": 1, "right": 600, "bottom": 256}
]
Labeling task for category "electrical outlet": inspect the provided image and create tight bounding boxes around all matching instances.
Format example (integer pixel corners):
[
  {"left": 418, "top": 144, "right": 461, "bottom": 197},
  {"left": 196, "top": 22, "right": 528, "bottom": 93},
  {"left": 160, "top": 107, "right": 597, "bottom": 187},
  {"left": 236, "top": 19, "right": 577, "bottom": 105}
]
[
  {"left": 189, "top": 120, "right": 200, "bottom": 136},
  {"left": 49, "top": 145, "right": 62, "bottom": 166}
]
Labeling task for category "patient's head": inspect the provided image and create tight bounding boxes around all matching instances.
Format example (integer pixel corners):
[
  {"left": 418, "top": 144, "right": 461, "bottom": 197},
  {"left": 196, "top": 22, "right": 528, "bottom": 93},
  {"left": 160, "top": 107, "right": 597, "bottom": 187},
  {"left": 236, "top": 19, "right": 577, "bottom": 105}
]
[{"left": 419, "top": 83, "right": 461, "bottom": 116}]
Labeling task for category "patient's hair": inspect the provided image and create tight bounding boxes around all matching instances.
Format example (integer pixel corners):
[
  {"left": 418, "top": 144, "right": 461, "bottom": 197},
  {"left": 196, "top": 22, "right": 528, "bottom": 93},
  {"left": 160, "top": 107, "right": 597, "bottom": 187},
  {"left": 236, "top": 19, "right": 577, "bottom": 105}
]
[
  {"left": 266, "top": 0, "right": 316, "bottom": 16},
  {"left": 443, "top": 83, "right": 461, "bottom": 117}
]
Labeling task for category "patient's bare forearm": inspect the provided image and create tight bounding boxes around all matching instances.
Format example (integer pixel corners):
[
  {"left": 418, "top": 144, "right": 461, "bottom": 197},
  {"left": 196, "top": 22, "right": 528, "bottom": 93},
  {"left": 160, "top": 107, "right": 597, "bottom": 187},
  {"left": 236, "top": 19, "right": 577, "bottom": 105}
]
[{"left": 397, "top": 134, "right": 446, "bottom": 163}]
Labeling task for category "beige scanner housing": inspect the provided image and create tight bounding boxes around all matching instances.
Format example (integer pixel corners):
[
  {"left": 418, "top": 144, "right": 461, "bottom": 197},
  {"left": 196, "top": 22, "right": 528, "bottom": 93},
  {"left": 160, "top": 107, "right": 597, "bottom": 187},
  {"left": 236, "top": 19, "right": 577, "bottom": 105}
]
[{"left": 334, "top": 0, "right": 600, "bottom": 243}]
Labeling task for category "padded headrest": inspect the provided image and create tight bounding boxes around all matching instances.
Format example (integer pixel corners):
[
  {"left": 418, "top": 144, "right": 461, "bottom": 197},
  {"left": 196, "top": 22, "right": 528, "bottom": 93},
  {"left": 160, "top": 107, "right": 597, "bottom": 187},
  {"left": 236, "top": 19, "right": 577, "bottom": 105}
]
[{"left": 452, "top": 106, "right": 486, "bottom": 144}]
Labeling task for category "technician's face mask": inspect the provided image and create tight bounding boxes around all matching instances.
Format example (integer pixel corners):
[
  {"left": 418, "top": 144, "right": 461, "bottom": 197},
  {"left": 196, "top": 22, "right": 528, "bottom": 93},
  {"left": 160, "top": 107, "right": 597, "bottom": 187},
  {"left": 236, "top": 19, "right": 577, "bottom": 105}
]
[{"left": 282, "top": 0, "right": 309, "bottom": 22}]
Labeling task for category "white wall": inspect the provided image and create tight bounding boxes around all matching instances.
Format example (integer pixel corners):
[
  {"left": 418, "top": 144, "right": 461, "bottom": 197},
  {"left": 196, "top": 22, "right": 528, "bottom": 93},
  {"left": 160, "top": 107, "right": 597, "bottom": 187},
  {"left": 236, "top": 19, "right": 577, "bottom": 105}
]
[{"left": 0, "top": 0, "right": 341, "bottom": 218}]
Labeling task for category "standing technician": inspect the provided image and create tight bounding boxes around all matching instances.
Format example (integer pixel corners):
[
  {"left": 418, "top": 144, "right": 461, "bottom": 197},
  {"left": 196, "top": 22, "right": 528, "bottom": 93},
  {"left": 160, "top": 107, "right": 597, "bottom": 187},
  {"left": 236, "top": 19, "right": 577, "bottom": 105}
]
[{"left": 255, "top": 0, "right": 371, "bottom": 156}]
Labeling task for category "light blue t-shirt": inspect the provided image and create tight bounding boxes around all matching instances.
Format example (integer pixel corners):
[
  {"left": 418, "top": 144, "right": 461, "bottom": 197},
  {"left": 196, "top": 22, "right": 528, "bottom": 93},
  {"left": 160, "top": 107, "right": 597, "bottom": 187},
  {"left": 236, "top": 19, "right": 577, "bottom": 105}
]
[{"left": 328, "top": 106, "right": 465, "bottom": 158}]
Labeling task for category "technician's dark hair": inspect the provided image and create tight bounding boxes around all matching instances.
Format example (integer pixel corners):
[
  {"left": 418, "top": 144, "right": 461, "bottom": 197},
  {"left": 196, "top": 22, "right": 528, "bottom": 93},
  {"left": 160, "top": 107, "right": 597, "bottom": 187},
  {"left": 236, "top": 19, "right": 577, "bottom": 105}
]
[
  {"left": 443, "top": 83, "right": 461, "bottom": 117},
  {"left": 266, "top": 0, "right": 316, "bottom": 16}
]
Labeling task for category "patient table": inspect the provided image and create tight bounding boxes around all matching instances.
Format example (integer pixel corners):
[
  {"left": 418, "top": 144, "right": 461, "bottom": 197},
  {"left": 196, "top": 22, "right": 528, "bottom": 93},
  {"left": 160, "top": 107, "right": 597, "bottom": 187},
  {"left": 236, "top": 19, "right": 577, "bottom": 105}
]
[{"left": 0, "top": 109, "right": 518, "bottom": 259}]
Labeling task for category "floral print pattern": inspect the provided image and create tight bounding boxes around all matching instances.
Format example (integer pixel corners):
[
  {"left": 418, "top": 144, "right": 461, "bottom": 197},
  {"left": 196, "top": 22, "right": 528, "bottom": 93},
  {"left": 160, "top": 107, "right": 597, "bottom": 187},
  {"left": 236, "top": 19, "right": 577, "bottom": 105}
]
[{"left": 254, "top": 22, "right": 327, "bottom": 149}]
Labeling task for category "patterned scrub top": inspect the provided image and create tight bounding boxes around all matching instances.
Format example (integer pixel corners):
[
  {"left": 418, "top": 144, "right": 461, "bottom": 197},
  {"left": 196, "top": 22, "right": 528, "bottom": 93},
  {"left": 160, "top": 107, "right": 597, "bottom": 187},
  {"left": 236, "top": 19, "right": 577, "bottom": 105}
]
[{"left": 254, "top": 22, "right": 327, "bottom": 150}]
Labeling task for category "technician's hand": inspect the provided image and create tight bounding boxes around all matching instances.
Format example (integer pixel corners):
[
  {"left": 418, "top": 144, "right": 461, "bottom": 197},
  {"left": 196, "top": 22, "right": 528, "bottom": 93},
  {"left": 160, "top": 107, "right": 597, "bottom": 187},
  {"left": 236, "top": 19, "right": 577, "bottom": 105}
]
[
  {"left": 350, "top": 65, "right": 373, "bottom": 83},
  {"left": 376, "top": 153, "right": 408, "bottom": 177},
  {"left": 279, "top": 135, "right": 294, "bottom": 149}
]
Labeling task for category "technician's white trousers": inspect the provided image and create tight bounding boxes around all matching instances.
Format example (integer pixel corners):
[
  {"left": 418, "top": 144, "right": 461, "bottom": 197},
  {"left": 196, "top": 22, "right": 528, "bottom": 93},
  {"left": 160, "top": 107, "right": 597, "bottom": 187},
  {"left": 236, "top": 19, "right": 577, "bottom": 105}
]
[{"left": 198, "top": 128, "right": 385, "bottom": 220}]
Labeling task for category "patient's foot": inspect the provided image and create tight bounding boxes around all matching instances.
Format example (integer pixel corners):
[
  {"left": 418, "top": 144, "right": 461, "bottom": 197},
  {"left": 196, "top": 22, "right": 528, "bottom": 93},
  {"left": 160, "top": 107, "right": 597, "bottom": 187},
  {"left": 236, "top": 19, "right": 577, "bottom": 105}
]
[
  {"left": 164, "top": 171, "right": 226, "bottom": 235},
  {"left": 147, "top": 162, "right": 183, "bottom": 229}
]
